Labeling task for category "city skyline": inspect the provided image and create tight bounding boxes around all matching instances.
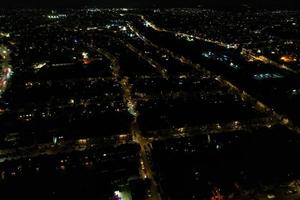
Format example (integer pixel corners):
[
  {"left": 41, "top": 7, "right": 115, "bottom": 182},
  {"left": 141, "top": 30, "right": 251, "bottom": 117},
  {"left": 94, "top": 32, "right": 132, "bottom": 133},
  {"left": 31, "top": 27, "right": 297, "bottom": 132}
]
[
  {"left": 1, "top": 0, "right": 298, "bottom": 9},
  {"left": 1, "top": 4, "right": 300, "bottom": 200}
]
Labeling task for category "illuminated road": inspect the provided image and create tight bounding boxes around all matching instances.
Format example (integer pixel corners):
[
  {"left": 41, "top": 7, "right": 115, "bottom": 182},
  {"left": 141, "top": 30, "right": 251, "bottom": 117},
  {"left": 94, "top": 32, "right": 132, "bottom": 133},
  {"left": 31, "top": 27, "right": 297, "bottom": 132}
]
[
  {"left": 137, "top": 15, "right": 298, "bottom": 75},
  {"left": 0, "top": 135, "right": 131, "bottom": 163},
  {"left": 0, "top": 45, "right": 13, "bottom": 100},
  {"left": 96, "top": 46, "right": 162, "bottom": 200},
  {"left": 143, "top": 117, "right": 278, "bottom": 141},
  {"left": 119, "top": 40, "right": 168, "bottom": 80},
  {"left": 94, "top": 47, "right": 138, "bottom": 117},
  {"left": 126, "top": 17, "right": 300, "bottom": 134},
  {"left": 132, "top": 122, "right": 162, "bottom": 200},
  {"left": 138, "top": 15, "right": 232, "bottom": 49},
  {"left": 240, "top": 48, "right": 298, "bottom": 74}
]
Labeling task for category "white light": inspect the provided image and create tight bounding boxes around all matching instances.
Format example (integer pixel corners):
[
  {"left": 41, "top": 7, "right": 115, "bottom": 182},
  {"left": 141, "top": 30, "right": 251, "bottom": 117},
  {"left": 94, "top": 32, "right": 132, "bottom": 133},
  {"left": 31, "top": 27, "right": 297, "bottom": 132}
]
[
  {"left": 53, "top": 136, "right": 58, "bottom": 144},
  {"left": 114, "top": 191, "right": 121, "bottom": 197},
  {"left": 82, "top": 52, "right": 89, "bottom": 59}
]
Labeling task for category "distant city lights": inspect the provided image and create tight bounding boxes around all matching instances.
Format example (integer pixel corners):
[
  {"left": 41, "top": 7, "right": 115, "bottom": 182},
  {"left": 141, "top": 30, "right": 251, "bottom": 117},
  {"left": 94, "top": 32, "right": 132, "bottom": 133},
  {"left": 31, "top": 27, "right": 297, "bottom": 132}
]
[
  {"left": 47, "top": 14, "right": 67, "bottom": 19},
  {"left": 253, "top": 73, "right": 284, "bottom": 80}
]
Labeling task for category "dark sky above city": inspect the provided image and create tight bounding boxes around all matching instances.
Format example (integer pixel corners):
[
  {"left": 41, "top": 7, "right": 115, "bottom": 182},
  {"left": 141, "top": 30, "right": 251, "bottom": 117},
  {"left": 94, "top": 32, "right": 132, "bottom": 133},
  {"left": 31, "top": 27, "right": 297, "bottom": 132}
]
[{"left": 1, "top": 0, "right": 298, "bottom": 8}]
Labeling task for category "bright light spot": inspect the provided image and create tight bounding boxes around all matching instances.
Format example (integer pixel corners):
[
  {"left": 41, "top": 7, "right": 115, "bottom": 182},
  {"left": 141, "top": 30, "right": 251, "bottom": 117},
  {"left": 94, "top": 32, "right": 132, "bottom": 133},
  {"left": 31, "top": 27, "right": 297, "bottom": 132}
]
[
  {"left": 120, "top": 26, "right": 127, "bottom": 31},
  {"left": 253, "top": 73, "right": 284, "bottom": 80},
  {"left": 282, "top": 118, "right": 289, "bottom": 125},
  {"left": 267, "top": 194, "right": 276, "bottom": 199},
  {"left": 186, "top": 36, "right": 194, "bottom": 42},
  {"left": 53, "top": 136, "right": 58, "bottom": 145},
  {"left": 82, "top": 52, "right": 89, "bottom": 59},
  {"left": 33, "top": 62, "right": 47, "bottom": 70},
  {"left": 78, "top": 139, "right": 87, "bottom": 145},
  {"left": 178, "top": 127, "right": 185, "bottom": 133},
  {"left": 47, "top": 14, "right": 67, "bottom": 19},
  {"left": 280, "top": 55, "right": 297, "bottom": 63}
]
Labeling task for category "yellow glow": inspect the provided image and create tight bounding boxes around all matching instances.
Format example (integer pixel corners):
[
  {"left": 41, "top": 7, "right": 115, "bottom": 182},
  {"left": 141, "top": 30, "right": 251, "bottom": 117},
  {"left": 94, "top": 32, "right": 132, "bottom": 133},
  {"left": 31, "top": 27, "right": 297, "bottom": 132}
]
[
  {"left": 282, "top": 118, "right": 289, "bottom": 125},
  {"left": 78, "top": 139, "right": 88, "bottom": 145},
  {"left": 280, "top": 55, "right": 297, "bottom": 63},
  {"left": 33, "top": 62, "right": 47, "bottom": 70}
]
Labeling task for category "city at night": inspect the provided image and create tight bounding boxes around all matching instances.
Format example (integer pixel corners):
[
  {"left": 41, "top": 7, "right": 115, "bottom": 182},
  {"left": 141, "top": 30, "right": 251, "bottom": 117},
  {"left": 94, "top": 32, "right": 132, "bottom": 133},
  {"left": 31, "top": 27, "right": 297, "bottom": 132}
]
[{"left": 0, "top": 0, "right": 300, "bottom": 199}]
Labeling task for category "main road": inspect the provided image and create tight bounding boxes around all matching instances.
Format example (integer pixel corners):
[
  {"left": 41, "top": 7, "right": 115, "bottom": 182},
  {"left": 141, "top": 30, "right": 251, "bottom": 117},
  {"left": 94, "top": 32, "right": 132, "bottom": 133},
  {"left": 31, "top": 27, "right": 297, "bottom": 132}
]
[
  {"left": 125, "top": 16, "right": 300, "bottom": 134},
  {"left": 95, "top": 46, "right": 162, "bottom": 200}
]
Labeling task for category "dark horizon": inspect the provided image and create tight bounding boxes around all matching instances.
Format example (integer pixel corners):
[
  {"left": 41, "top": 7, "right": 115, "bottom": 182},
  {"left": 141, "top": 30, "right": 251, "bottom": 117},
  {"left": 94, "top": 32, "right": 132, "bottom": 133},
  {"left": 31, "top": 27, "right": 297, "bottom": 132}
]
[{"left": 1, "top": 0, "right": 298, "bottom": 9}]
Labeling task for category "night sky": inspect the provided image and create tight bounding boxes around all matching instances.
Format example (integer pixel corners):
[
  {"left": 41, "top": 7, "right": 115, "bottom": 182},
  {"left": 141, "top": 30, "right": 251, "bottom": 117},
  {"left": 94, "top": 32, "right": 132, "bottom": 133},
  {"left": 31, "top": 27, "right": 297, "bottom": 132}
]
[{"left": 1, "top": 0, "right": 298, "bottom": 9}]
